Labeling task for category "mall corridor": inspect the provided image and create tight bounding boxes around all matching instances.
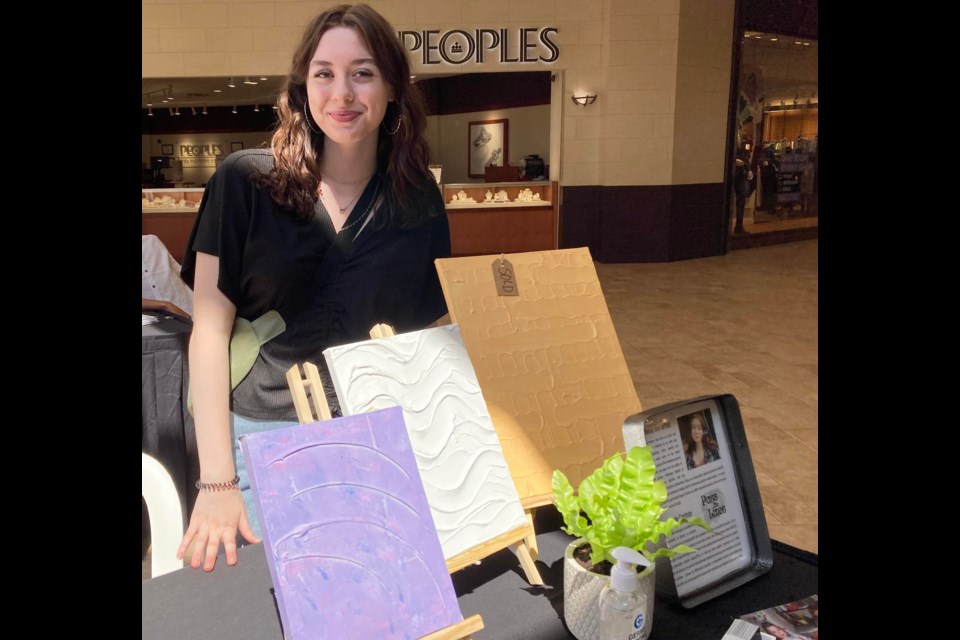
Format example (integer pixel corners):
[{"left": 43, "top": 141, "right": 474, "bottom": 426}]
[{"left": 600, "top": 240, "right": 818, "bottom": 554}]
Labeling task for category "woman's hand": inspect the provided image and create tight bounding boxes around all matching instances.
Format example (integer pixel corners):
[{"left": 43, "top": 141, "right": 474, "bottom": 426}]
[{"left": 177, "top": 490, "right": 260, "bottom": 571}]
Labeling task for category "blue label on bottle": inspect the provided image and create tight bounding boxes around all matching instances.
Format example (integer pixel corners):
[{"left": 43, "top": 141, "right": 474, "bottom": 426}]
[{"left": 634, "top": 613, "right": 644, "bottom": 629}]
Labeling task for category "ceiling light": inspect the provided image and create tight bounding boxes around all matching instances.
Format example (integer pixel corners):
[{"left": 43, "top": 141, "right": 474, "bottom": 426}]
[
  {"left": 770, "top": 38, "right": 778, "bottom": 42},
  {"left": 213, "top": 89, "right": 222, "bottom": 93},
  {"left": 754, "top": 35, "right": 761, "bottom": 39},
  {"left": 272, "top": 105, "right": 278, "bottom": 110},
  {"left": 232, "top": 105, "right": 237, "bottom": 114},
  {"left": 146, "top": 102, "right": 153, "bottom": 107},
  {"left": 202, "top": 106, "right": 208, "bottom": 115},
  {"left": 260, "top": 76, "right": 268, "bottom": 81},
  {"left": 244, "top": 77, "right": 257, "bottom": 85},
  {"left": 803, "top": 42, "right": 810, "bottom": 46},
  {"left": 147, "top": 107, "right": 154, "bottom": 116},
  {"left": 254, "top": 104, "right": 260, "bottom": 112},
  {"left": 227, "top": 77, "right": 236, "bottom": 88},
  {"left": 794, "top": 41, "right": 803, "bottom": 45}
]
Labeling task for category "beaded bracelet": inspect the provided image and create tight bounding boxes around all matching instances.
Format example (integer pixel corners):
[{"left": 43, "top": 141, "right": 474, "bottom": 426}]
[{"left": 195, "top": 474, "right": 241, "bottom": 492}]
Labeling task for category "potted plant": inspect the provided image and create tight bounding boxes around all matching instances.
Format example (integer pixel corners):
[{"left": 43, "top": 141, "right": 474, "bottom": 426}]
[{"left": 552, "top": 446, "right": 710, "bottom": 640}]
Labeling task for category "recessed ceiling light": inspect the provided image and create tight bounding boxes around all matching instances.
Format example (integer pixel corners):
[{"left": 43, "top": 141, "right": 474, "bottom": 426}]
[
  {"left": 259, "top": 76, "right": 268, "bottom": 81},
  {"left": 213, "top": 89, "right": 222, "bottom": 93},
  {"left": 227, "top": 77, "right": 236, "bottom": 88},
  {"left": 770, "top": 38, "right": 778, "bottom": 42},
  {"left": 803, "top": 42, "right": 810, "bottom": 46}
]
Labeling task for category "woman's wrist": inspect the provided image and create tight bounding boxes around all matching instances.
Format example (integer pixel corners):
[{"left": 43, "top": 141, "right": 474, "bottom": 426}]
[{"left": 196, "top": 475, "right": 241, "bottom": 492}]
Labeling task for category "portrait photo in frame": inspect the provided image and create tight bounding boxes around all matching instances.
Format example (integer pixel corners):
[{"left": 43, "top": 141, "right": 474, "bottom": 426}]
[
  {"left": 468, "top": 119, "right": 508, "bottom": 178},
  {"left": 231, "top": 142, "right": 244, "bottom": 152},
  {"left": 160, "top": 144, "right": 174, "bottom": 156},
  {"left": 622, "top": 394, "right": 773, "bottom": 609}
]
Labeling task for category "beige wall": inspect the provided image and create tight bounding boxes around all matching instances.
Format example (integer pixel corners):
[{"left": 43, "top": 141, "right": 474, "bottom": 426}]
[
  {"left": 142, "top": 131, "right": 273, "bottom": 185},
  {"left": 143, "top": 0, "right": 737, "bottom": 187},
  {"left": 428, "top": 105, "right": 550, "bottom": 184}
]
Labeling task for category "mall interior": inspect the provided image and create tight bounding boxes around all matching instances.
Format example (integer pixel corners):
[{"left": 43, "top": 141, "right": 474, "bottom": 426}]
[{"left": 142, "top": 0, "right": 818, "bottom": 627}]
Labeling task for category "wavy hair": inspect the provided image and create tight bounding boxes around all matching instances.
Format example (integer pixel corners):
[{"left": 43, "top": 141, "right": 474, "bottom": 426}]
[{"left": 257, "top": 4, "right": 436, "bottom": 226}]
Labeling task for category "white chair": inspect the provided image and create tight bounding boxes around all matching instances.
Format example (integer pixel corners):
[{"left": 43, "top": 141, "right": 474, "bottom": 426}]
[{"left": 141, "top": 453, "right": 184, "bottom": 577}]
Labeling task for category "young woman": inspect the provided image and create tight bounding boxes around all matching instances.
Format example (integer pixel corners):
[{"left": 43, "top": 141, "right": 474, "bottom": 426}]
[
  {"left": 684, "top": 413, "right": 721, "bottom": 470},
  {"left": 177, "top": 4, "right": 450, "bottom": 571}
]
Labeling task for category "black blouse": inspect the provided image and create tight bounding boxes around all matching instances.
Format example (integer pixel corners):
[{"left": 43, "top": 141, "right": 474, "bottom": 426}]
[{"left": 181, "top": 149, "right": 451, "bottom": 420}]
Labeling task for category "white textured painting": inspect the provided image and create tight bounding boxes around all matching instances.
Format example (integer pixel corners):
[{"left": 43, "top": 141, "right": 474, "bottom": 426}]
[{"left": 323, "top": 324, "right": 528, "bottom": 560}]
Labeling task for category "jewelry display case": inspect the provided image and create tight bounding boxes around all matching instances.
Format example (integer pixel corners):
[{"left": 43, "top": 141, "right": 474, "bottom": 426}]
[
  {"left": 142, "top": 188, "right": 205, "bottom": 262},
  {"left": 442, "top": 181, "right": 557, "bottom": 256}
]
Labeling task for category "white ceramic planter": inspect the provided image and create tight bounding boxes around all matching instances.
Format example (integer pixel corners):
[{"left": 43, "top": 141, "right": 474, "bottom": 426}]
[{"left": 563, "top": 539, "right": 656, "bottom": 640}]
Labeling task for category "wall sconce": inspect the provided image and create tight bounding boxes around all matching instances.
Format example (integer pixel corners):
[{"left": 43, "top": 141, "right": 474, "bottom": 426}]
[
  {"left": 227, "top": 77, "right": 237, "bottom": 88},
  {"left": 254, "top": 104, "right": 260, "bottom": 112},
  {"left": 571, "top": 93, "right": 598, "bottom": 106},
  {"left": 232, "top": 105, "right": 238, "bottom": 114},
  {"left": 202, "top": 106, "right": 208, "bottom": 115}
]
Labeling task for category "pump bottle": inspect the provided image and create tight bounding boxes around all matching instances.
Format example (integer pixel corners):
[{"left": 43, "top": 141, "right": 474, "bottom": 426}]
[{"left": 598, "top": 546, "right": 651, "bottom": 640}]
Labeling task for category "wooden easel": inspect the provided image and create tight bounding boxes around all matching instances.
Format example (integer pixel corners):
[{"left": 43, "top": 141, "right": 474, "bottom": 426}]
[{"left": 286, "top": 323, "right": 543, "bottom": 587}]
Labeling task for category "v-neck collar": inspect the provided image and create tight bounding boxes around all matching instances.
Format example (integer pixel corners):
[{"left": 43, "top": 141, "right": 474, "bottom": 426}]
[{"left": 316, "top": 174, "right": 380, "bottom": 246}]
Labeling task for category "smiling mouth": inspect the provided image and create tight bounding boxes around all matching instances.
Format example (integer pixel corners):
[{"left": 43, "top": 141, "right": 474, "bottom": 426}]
[{"left": 328, "top": 111, "right": 361, "bottom": 122}]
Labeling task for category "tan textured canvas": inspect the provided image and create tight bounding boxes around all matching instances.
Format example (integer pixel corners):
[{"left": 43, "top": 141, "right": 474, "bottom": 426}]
[{"left": 435, "top": 248, "right": 642, "bottom": 507}]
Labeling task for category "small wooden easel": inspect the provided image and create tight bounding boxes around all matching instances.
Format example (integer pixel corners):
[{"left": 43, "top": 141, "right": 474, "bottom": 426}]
[{"left": 286, "top": 323, "right": 543, "bottom": 587}]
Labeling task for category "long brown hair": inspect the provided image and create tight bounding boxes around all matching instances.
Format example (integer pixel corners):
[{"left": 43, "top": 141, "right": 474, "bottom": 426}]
[{"left": 258, "top": 4, "right": 436, "bottom": 226}]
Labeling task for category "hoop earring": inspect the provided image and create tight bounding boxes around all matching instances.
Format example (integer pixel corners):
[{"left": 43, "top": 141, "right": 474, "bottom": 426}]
[
  {"left": 383, "top": 104, "right": 402, "bottom": 136},
  {"left": 304, "top": 101, "right": 322, "bottom": 136}
]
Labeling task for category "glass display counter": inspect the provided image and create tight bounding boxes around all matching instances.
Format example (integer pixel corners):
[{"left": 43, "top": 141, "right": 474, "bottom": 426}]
[
  {"left": 441, "top": 181, "right": 557, "bottom": 256},
  {"left": 142, "top": 188, "right": 205, "bottom": 262}
]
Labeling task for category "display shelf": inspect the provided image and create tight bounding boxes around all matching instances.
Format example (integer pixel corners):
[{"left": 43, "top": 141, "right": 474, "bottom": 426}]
[
  {"left": 442, "top": 181, "right": 558, "bottom": 256},
  {"left": 142, "top": 188, "right": 204, "bottom": 213}
]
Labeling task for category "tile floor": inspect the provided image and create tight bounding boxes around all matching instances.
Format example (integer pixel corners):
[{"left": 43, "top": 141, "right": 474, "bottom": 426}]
[
  {"left": 143, "top": 240, "right": 818, "bottom": 579},
  {"left": 597, "top": 240, "right": 818, "bottom": 554}
]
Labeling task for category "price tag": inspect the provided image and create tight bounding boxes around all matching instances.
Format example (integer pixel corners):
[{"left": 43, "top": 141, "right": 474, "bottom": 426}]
[{"left": 491, "top": 257, "right": 519, "bottom": 296}]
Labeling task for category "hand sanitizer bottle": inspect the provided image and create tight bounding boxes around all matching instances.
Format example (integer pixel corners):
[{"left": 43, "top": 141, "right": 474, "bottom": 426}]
[{"left": 598, "top": 547, "right": 651, "bottom": 640}]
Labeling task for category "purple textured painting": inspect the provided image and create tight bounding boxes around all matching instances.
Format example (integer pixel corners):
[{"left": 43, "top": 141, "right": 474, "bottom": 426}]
[{"left": 240, "top": 406, "right": 463, "bottom": 640}]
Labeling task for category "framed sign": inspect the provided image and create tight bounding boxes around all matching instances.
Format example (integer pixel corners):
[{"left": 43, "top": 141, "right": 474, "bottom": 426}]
[
  {"left": 622, "top": 394, "right": 772, "bottom": 609},
  {"left": 160, "top": 144, "right": 174, "bottom": 156},
  {"left": 231, "top": 141, "right": 244, "bottom": 152},
  {"left": 468, "top": 119, "right": 508, "bottom": 178}
]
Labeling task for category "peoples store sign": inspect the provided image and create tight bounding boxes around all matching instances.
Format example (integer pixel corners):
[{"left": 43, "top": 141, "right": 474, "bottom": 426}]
[
  {"left": 179, "top": 143, "right": 224, "bottom": 168},
  {"left": 399, "top": 26, "right": 559, "bottom": 66}
]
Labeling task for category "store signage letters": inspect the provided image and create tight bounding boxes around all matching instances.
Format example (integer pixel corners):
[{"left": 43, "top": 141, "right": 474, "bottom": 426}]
[
  {"left": 180, "top": 144, "right": 224, "bottom": 158},
  {"left": 399, "top": 27, "right": 559, "bottom": 65}
]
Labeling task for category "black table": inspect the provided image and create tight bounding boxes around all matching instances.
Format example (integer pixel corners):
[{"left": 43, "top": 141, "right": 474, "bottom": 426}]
[
  {"left": 142, "top": 314, "right": 197, "bottom": 518},
  {"left": 142, "top": 510, "right": 817, "bottom": 639}
]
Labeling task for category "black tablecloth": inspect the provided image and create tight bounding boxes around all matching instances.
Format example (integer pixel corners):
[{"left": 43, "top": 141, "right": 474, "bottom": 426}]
[
  {"left": 142, "top": 509, "right": 817, "bottom": 639},
  {"left": 142, "top": 315, "right": 197, "bottom": 518}
]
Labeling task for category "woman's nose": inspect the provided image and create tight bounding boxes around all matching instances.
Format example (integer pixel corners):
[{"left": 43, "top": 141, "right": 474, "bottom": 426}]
[{"left": 332, "top": 77, "right": 355, "bottom": 103}]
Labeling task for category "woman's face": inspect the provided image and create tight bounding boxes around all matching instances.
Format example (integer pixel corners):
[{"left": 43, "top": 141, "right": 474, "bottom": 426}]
[
  {"left": 690, "top": 417, "right": 704, "bottom": 442},
  {"left": 306, "top": 26, "right": 393, "bottom": 150},
  {"left": 765, "top": 625, "right": 789, "bottom": 638}
]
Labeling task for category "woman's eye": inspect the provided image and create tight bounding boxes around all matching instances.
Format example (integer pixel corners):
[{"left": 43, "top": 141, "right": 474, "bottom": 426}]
[
  {"left": 315, "top": 69, "right": 333, "bottom": 79},
  {"left": 354, "top": 69, "right": 374, "bottom": 78}
]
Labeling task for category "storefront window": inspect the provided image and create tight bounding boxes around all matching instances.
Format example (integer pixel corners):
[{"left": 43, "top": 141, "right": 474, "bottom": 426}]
[{"left": 731, "top": 33, "right": 818, "bottom": 237}]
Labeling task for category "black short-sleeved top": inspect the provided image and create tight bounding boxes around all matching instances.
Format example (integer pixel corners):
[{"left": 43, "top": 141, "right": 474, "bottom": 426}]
[{"left": 180, "top": 149, "right": 451, "bottom": 420}]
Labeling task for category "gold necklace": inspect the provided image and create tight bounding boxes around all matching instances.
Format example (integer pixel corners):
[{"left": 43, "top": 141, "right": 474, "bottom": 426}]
[
  {"left": 319, "top": 178, "right": 370, "bottom": 214},
  {"left": 320, "top": 171, "right": 374, "bottom": 186}
]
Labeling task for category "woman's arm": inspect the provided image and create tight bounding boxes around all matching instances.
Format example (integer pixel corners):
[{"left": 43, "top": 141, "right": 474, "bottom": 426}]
[{"left": 177, "top": 252, "right": 258, "bottom": 571}]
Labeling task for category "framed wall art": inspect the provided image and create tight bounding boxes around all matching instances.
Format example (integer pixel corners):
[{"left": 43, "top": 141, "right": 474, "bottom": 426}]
[
  {"left": 160, "top": 144, "right": 174, "bottom": 156},
  {"left": 468, "top": 119, "right": 508, "bottom": 178}
]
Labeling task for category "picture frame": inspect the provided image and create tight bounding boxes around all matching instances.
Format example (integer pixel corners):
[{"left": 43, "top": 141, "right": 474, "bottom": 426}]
[
  {"left": 231, "top": 142, "right": 244, "bottom": 152},
  {"left": 622, "top": 394, "right": 772, "bottom": 609},
  {"left": 160, "top": 144, "right": 174, "bottom": 156},
  {"left": 467, "top": 119, "right": 508, "bottom": 178}
]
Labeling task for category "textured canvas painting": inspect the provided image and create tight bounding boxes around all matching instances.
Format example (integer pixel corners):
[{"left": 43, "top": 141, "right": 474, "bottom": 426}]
[
  {"left": 323, "top": 324, "right": 528, "bottom": 560},
  {"left": 240, "top": 407, "right": 463, "bottom": 640},
  {"left": 435, "top": 248, "right": 643, "bottom": 506}
]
